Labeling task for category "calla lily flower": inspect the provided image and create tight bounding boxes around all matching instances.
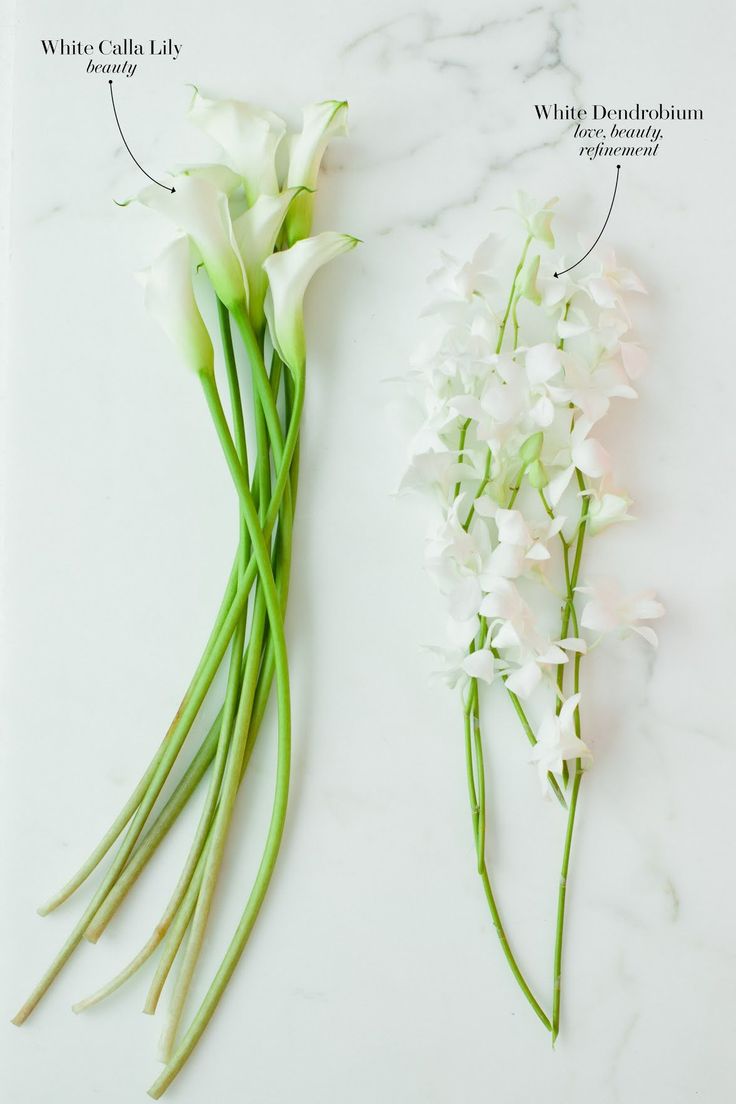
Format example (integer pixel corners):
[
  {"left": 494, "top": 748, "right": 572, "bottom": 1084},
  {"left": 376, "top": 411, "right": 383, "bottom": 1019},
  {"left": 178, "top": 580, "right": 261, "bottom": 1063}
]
[
  {"left": 137, "top": 237, "right": 214, "bottom": 377},
  {"left": 263, "top": 231, "right": 359, "bottom": 373},
  {"left": 132, "top": 175, "right": 247, "bottom": 310},
  {"left": 188, "top": 90, "right": 286, "bottom": 204},
  {"left": 232, "top": 188, "right": 306, "bottom": 332},
  {"left": 285, "top": 100, "right": 349, "bottom": 243}
]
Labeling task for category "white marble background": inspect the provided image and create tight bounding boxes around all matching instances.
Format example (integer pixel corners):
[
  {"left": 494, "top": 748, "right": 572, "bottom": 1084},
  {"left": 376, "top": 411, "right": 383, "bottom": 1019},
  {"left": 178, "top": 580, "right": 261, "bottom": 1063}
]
[{"left": 1, "top": 0, "right": 734, "bottom": 1101}]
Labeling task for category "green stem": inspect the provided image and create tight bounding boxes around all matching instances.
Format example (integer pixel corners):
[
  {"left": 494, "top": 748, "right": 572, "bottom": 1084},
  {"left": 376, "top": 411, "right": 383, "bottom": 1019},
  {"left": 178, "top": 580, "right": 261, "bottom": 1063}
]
[
  {"left": 148, "top": 371, "right": 292, "bottom": 1097},
  {"left": 551, "top": 476, "right": 589, "bottom": 1043}
]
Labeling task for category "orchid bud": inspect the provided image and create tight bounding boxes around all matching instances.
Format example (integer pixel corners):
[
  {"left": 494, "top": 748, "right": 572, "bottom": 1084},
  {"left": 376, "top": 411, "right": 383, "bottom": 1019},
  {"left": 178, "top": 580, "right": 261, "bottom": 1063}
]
[
  {"left": 519, "top": 431, "right": 543, "bottom": 466},
  {"left": 518, "top": 254, "right": 541, "bottom": 304},
  {"left": 526, "top": 459, "right": 548, "bottom": 489}
]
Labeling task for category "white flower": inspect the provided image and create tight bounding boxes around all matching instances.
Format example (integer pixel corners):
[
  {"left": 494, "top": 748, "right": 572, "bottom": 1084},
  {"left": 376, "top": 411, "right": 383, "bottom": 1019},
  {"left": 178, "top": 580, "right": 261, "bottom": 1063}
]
[
  {"left": 481, "top": 508, "right": 557, "bottom": 581},
  {"left": 398, "top": 450, "right": 476, "bottom": 502},
  {"left": 530, "top": 694, "right": 592, "bottom": 793},
  {"left": 425, "top": 498, "right": 492, "bottom": 620},
  {"left": 130, "top": 175, "right": 246, "bottom": 310},
  {"left": 578, "top": 578, "right": 665, "bottom": 645},
  {"left": 585, "top": 483, "right": 634, "bottom": 535},
  {"left": 549, "top": 351, "right": 637, "bottom": 422},
  {"left": 232, "top": 188, "right": 304, "bottom": 331},
  {"left": 479, "top": 579, "right": 581, "bottom": 699},
  {"left": 426, "top": 234, "right": 500, "bottom": 304},
  {"left": 514, "top": 192, "right": 558, "bottom": 248},
  {"left": 188, "top": 90, "right": 286, "bottom": 203},
  {"left": 285, "top": 100, "right": 349, "bottom": 243},
  {"left": 582, "top": 249, "right": 646, "bottom": 310},
  {"left": 547, "top": 417, "right": 612, "bottom": 506},
  {"left": 263, "top": 231, "right": 359, "bottom": 373},
  {"left": 137, "top": 237, "right": 213, "bottom": 377},
  {"left": 427, "top": 617, "right": 496, "bottom": 688}
]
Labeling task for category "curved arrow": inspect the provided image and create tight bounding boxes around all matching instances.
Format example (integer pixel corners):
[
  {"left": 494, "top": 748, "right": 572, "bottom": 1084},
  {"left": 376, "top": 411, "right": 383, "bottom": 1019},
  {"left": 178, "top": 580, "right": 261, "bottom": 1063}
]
[
  {"left": 554, "top": 165, "right": 620, "bottom": 278},
  {"left": 109, "top": 80, "right": 174, "bottom": 193}
]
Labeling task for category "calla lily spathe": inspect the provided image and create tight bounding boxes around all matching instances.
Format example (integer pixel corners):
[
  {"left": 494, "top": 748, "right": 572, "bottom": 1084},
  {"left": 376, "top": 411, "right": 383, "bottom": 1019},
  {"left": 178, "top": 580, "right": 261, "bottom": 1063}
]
[
  {"left": 285, "top": 100, "right": 348, "bottom": 244},
  {"left": 189, "top": 90, "right": 286, "bottom": 204},
  {"left": 137, "top": 236, "right": 214, "bottom": 377},
  {"left": 263, "top": 231, "right": 359, "bottom": 373},
  {"left": 232, "top": 188, "right": 305, "bottom": 333},
  {"left": 133, "top": 175, "right": 247, "bottom": 310}
]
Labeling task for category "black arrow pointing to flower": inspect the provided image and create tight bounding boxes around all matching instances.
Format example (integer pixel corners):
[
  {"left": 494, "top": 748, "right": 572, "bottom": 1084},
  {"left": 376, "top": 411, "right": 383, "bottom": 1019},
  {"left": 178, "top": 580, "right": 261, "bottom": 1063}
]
[
  {"left": 553, "top": 165, "right": 620, "bottom": 278},
  {"left": 108, "top": 80, "right": 175, "bottom": 193}
]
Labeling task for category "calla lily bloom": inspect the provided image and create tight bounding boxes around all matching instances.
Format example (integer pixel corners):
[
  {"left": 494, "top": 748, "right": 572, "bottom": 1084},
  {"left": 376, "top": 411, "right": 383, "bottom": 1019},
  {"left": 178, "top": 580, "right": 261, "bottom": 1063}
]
[
  {"left": 285, "top": 100, "right": 349, "bottom": 243},
  {"left": 232, "top": 188, "right": 306, "bottom": 332},
  {"left": 263, "top": 231, "right": 359, "bottom": 373},
  {"left": 188, "top": 90, "right": 286, "bottom": 204},
  {"left": 132, "top": 175, "right": 247, "bottom": 310},
  {"left": 137, "top": 237, "right": 214, "bottom": 377}
]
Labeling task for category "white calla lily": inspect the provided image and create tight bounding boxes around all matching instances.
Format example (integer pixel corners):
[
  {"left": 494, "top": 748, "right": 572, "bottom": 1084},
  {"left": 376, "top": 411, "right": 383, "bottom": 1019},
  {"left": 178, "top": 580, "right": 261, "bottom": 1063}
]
[
  {"left": 285, "top": 100, "right": 349, "bottom": 243},
  {"left": 263, "top": 231, "right": 359, "bottom": 373},
  {"left": 132, "top": 175, "right": 246, "bottom": 310},
  {"left": 232, "top": 188, "right": 306, "bottom": 332},
  {"left": 188, "top": 89, "right": 286, "bottom": 204},
  {"left": 137, "top": 237, "right": 214, "bottom": 376}
]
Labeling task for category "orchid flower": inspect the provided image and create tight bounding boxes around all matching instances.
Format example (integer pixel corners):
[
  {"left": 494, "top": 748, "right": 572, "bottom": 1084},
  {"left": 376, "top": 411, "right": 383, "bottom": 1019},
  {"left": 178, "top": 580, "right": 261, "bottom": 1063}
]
[
  {"left": 530, "top": 695, "right": 592, "bottom": 793},
  {"left": 130, "top": 174, "right": 247, "bottom": 310},
  {"left": 263, "top": 231, "right": 359, "bottom": 373},
  {"left": 137, "top": 236, "right": 214, "bottom": 377},
  {"left": 188, "top": 89, "right": 286, "bottom": 204},
  {"left": 399, "top": 190, "right": 661, "bottom": 1040},
  {"left": 578, "top": 579, "right": 665, "bottom": 645},
  {"left": 285, "top": 100, "right": 348, "bottom": 243},
  {"left": 513, "top": 191, "right": 558, "bottom": 248}
]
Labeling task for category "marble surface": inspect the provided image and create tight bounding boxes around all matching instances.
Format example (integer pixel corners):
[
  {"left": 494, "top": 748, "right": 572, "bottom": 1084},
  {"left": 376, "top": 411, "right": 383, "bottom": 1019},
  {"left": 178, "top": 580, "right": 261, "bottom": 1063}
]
[{"left": 1, "top": 0, "right": 734, "bottom": 1101}]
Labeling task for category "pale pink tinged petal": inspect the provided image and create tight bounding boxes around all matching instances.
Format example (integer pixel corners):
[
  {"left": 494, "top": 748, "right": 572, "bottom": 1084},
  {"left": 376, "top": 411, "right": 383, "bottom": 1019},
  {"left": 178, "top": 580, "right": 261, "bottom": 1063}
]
[
  {"left": 506, "top": 660, "right": 542, "bottom": 699},
  {"left": 585, "top": 276, "right": 619, "bottom": 309},
  {"left": 630, "top": 595, "right": 665, "bottom": 621},
  {"left": 580, "top": 599, "right": 618, "bottom": 633},
  {"left": 489, "top": 544, "right": 525, "bottom": 579},
  {"left": 620, "top": 342, "right": 648, "bottom": 379},
  {"left": 463, "top": 649, "right": 496, "bottom": 684},
  {"left": 572, "top": 437, "right": 612, "bottom": 478}
]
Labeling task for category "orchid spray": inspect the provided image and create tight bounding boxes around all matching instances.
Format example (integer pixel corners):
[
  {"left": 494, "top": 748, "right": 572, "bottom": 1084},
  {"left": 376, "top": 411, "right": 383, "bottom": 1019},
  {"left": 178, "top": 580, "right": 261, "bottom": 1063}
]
[
  {"left": 400, "top": 194, "right": 663, "bottom": 1039},
  {"left": 13, "top": 90, "right": 357, "bottom": 1094}
]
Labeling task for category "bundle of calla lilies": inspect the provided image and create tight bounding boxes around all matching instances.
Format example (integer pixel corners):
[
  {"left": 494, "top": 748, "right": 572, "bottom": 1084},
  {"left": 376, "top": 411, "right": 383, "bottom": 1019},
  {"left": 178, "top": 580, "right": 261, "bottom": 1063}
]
[
  {"left": 400, "top": 194, "right": 663, "bottom": 1039},
  {"left": 12, "top": 91, "right": 357, "bottom": 1095}
]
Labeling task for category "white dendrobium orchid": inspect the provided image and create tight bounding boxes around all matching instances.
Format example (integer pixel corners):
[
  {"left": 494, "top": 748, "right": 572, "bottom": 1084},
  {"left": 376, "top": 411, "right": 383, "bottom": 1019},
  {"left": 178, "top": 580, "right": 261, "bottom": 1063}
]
[
  {"left": 132, "top": 175, "right": 246, "bottom": 310},
  {"left": 285, "top": 100, "right": 349, "bottom": 244},
  {"left": 585, "top": 482, "right": 634, "bottom": 535},
  {"left": 547, "top": 417, "right": 612, "bottom": 507},
  {"left": 263, "top": 231, "right": 359, "bottom": 373},
  {"left": 514, "top": 192, "right": 558, "bottom": 248},
  {"left": 530, "top": 694, "right": 592, "bottom": 793},
  {"left": 427, "top": 234, "right": 500, "bottom": 305},
  {"left": 481, "top": 508, "right": 558, "bottom": 581},
  {"left": 578, "top": 579, "right": 665, "bottom": 646},
  {"left": 137, "top": 236, "right": 214, "bottom": 377},
  {"left": 427, "top": 616, "right": 497, "bottom": 689},
  {"left": 582, "top": 249, "right": 647, "bottom": 310},
  {"left": 188, "top": 90, "right": 286, "bottom": 204},
  {"left": 232, "top": 188, "right": 305, "bottom": 332},
  {"left": 549, "top": 351, "right": 637, "bottom": 423}
]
